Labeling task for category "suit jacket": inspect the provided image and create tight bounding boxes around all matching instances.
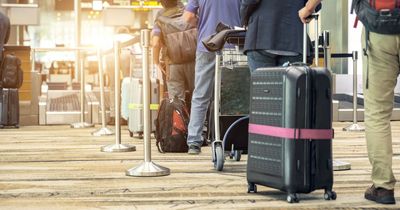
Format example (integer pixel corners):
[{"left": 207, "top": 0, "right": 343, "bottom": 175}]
[{"left": 240, "top": 0, "right": 311, "bottom": 55}]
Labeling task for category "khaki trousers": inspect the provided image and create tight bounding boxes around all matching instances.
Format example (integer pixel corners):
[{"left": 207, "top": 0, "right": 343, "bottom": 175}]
[{"left": 362, "top": 28, "right": 400, "bottom": 190}]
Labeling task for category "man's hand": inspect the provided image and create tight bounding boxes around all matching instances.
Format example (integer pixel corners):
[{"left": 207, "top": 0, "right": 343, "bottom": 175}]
[
  {"left": 299, "top": 7, "right": 314, "bottom": 24},
  {"left": 299, "top": 0, "right": 321, "bottom": 24}
]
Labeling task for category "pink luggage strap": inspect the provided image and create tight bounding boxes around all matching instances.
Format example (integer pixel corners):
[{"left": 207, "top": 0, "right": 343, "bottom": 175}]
[{"left": 249, "top": 123, "right": 334, "bottom": 140}]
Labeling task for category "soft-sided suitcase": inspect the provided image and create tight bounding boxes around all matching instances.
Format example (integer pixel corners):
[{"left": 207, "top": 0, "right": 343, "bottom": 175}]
[
  {"left": 121, "top": 77, "right": 131, "bottom": 121},
  {"left": 127, "top": 78, "right": 159, "bottom": 137},
  {"left": 246, "top": 16, "right": 336, "bottom": 203},
  {"left": 0, "top": 88, "right": 20, "bottom": 128}
]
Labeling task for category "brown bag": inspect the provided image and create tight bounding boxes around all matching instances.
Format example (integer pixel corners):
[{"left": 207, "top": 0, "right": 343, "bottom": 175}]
[
  {"left": 0, "top": 54, "right": 23, "bottom": 89},
  {"left": 157, "top": 14, "right": 197, "bottom": 64}
]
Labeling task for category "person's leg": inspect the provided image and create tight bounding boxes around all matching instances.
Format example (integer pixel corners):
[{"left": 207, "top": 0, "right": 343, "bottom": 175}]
[
  {"left": 362, "top": 29, "right": 399, "bottom": 203},
  {"left": 246, "top": 50, "right": 277, "bottom": 71},
  {"left": 187, "top": 51, "right": 215, "bottom": 150},
  {"left": 183, "top": 60, "right": 195, "bottom": 110},
  {"left": 167, "top": 64, "right": 186, "bottom": 100},
  {"left": 184, "top": 60, "right": 196, "bottom": 95}
]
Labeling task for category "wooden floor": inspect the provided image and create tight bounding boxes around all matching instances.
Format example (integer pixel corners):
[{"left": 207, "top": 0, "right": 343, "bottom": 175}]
[{"left": 0, "top": 122, "right": 399, "bottom": 209}]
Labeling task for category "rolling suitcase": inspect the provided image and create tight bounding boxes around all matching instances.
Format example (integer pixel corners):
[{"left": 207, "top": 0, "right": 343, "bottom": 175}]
[
  {"left": 127, "top": 78, "right": 159, "bottom": 137},
  {"left": 0, "top": 88, "right": 20, "bottom": 128},
  {"left": 121, "top": 77, "right": 131, "bottom": 121},
  {"left": 246, "top": 16, "right": 336, "bottom": 203}
]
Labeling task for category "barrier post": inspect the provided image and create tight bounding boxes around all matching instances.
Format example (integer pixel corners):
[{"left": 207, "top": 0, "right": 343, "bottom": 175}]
[
  {"left": 323, "top": 31, "right": 352, "bottom": 171},
  {"left": 323, "top": 30, "right": 331, "bottom": 70},
  {"left": 71, "top": 0, "right": 94, "bottom": 128},
  {"left": 343, "top": 51, "right": 365, "bottom": 132},
  {"left": 126, "top": 29, "right": 170, "bottom": 177},
  {"left": 101, "top": 40, "right": 136, "bottom": 152},
  {"left": 92, "top": 49, "right": 114, "bottom": 136}
]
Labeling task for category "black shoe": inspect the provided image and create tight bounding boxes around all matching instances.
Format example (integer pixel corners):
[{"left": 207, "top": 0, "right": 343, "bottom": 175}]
[
  {"left": 188, "top": 145, "right": 201, "bottom": 155},
  {"left": 365, "top": 185, "right": 396, "bottom": 204}
]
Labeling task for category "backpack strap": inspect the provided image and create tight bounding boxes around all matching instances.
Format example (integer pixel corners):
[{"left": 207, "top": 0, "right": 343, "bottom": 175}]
[
  {"left": 156, "top": 140, "right": 165, "bottom": 153},
  {"left": 248, "top": 123, "right": 334, "bottom": 140},
  {"left": 364, "top": 29, "right": 370, "bottom": 89}
]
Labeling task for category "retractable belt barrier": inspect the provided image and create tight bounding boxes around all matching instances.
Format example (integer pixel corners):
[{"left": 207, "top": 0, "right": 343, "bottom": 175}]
[
  {"left": 91, "top": 49, "right": 114, "bottom": 136},
  {"left": 100, "top": 40, "right": 136, "bottom": 153},
  {"left": 126, "top": 29, "right": 170, "bottom": 177}
]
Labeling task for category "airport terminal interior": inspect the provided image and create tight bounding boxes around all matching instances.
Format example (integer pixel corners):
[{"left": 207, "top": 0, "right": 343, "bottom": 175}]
[{"left": 0, "top": 0, "right": 399, "bottom": 209}]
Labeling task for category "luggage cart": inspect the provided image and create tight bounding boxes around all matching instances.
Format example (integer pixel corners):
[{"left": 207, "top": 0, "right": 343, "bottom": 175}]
[{"left": 211, "top": 33, "right": 250, "bottom": 171}]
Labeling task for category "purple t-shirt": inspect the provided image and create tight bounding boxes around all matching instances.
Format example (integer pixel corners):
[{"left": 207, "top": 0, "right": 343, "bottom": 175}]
[{"left": 185, "top": 0, "right": 241, "bottom": 52}]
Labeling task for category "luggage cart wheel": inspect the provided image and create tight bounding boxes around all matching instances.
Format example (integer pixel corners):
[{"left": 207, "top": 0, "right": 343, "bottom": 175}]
[
  {"left": 229, "top": 151, "right": 233, "bottom": 159},
  {"left": 287, "top": 193, "right": 299, "bottom": 203},
  {"left": 233, "top": 150, "right": 241, "bottom": 161},
  {"left": 214, "top": 144, "right": 224, "bottom": 171},
  {"left": 324, "top": 190, "right": 337, "bottom": 200},
  {"left": 247, "top": 183, "right": 257, "bottom": 193},
  {"left": 14, "top": 124, "right": 19, "bottom": 128}
]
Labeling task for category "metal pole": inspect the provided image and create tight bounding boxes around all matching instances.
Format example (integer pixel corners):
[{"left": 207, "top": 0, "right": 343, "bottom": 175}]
[
  {"left": 92, "top": 49, "right": 114, "bottom": 136},
  {"left": 101, "top": 40, "right": 136, "bottom": 152},
  {"left": 214, "top": 54, "right": 221, "bottom": 145},
  {"left": 303, "top": 23, "right": 307, "bottom": 64},
  {"left": 71, "top": 0, "right": 94, "bottom": 128},
  {"left": 314, "top": 15, "right": 319, "bottom": 67},
  {"left": 126, "top": 29, "right": 170, "bottom": 177},
  {"left": 323, "top": 30, "right": 331, "bottom": 70},
  {"left": 324, "top": 33, "right": 351, "bottom": 171},
  {"left": 80, "top": 58, "right": 84, "bottom": 122},
  {"left": 343, "top": 51, "right": 365, "bottom": 132}
]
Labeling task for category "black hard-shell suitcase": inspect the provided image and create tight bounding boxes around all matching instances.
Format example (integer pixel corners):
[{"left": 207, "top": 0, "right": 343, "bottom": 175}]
[
  {"left": 0, "top": 88, "right": 20, "bottom": 128},
  {"left": 246, "top": 64, "right": 335, "bottom": 203},
  {"left": 246, "top": 14, "right": 336, "bottom": 203}
]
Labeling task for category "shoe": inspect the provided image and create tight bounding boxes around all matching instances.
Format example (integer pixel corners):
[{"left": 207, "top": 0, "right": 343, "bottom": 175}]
[
  {"left": 365, "top": 185, "right": 396, "bottom": 204},
  {"left": 188, "top": 145, "right": 201, "bottom": 155},
  {"left": 107, "top": 117, "right": 127, "bottom": 126}
]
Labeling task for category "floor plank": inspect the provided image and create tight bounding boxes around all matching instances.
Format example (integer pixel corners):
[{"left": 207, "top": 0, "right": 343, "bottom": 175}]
[{"left": 0, "top": 122, "right": 399, "bottom": 209}]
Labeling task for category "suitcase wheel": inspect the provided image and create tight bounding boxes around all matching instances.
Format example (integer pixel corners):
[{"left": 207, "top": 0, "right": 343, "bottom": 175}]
[
  {"left": 14, "top": 124, "right": 19, "bottom": 129},
  {"left": 129, "top": 131, "right": 133, "bottom": 137},
  {"left": 287, "top": 193, "right": 299, "bottom": 203},
  {"left": 324, "top": 190, "right": 337, "bottom": 200},
  {"left": 247, "top": 183, "right": 257, "bottom": 193}
]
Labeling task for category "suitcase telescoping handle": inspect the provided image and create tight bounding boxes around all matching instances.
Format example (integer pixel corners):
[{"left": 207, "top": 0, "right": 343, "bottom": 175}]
[{"left": 303, "top": 14, "right": 319, "bottom": 64}]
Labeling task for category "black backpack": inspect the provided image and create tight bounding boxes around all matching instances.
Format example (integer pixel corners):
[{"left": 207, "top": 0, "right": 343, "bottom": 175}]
[
  {"left": 155, "top": 96, "right": 190, "bottom": 153},
  {"left": 0, "top": 53, "right": 23, "bottom": 89},
  {"left": 352, "top": 0, "right": 400, "bottom": 35},
  {"left": 156, "top": 12, "right": 197, "bottom": 64}
]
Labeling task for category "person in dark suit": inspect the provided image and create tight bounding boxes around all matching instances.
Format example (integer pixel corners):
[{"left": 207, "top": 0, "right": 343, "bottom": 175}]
[
  {"left": 240, "top": 0, "right": 320, "bottom": 71},
  {"left": 0, "top": 11, "right": 10, "bottom": 60}
]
